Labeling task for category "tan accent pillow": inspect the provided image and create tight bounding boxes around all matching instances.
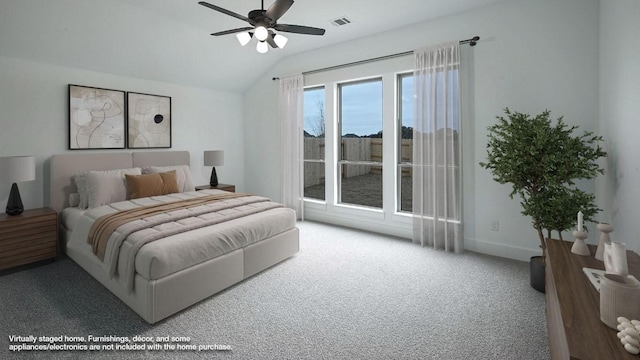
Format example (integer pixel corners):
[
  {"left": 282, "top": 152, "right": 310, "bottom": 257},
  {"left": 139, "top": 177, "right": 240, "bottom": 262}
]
[
  {"left": 125, "top": 171, "right": 179, "bottom": 199},
  {"left": 142, "top": 165, "right": 195, "bottom": 192}
]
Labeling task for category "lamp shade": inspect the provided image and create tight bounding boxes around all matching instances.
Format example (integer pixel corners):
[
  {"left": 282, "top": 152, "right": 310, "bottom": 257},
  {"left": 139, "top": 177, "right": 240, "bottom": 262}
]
[
  {"left": 0, "top": 156, "right": 36, "bottom": 183},
  {"left": 204, "top": 150, "right": 224, "bottom": 167},
  {"left": 254, "top": 26, "right": 268, "bottom": 41},
  {"left": 273, "top": 33, "right": 288, "bottom": 49},
  {"left": 236, "top": 31, "right": 252, "bottom": 46},
  {"left": 256, "top": 41, "right": 268, "bottom": 54}
]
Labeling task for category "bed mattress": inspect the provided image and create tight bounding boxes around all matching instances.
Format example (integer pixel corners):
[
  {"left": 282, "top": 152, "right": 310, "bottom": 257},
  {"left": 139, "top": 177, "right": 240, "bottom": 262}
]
[{"left": 65, "top": 190, "right": 296, "bottom": 286}]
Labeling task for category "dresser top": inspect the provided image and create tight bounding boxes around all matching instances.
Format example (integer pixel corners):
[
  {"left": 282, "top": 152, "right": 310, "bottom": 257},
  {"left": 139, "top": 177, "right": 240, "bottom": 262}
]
[{"left": 547, "top": 238, "right": 640, "bottom": 360}]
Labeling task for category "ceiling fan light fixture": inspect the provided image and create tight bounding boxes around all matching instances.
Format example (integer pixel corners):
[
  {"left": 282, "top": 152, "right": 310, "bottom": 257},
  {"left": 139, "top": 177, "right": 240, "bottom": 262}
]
[
  {"left": 273, "top": 33, "right": 288, "bottom": 49},
  {"left": 256, "top": 40, "right": 269, "bottom": 53},
  {"left": 200, "top": 0, "right": 326, "bottom": 52},
  {"left": 254, "top": 26, "right": 268, "bottom": 41},
  {"left": 236, "top": 31, "right": 253, "bottom": 46}
]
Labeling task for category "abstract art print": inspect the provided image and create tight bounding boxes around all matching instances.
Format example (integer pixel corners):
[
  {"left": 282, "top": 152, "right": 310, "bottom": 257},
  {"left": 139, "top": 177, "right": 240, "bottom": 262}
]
[
  {"left": 68, "top": 84, "right": 126, "bottom": 149},
  {"left": 127, "top": 92, "right": 171, "bottom": 148}
]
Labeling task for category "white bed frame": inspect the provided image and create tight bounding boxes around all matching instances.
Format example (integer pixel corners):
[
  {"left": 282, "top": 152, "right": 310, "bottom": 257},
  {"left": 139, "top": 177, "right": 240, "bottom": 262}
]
[{"left": 48, "top": 151, "right": 299, "bottom": 323}]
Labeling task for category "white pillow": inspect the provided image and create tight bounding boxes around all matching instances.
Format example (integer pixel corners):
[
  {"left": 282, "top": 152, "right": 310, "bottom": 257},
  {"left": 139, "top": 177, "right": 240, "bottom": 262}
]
[
  {"left": 72, "top": 174, "right": 89, "bottom": 209},
  {"left": 142, "top": 165, "right": 195, "bottom": 193},
  {"left": 68, "top": 193, "right": 80, "bottom": 207},
  {"left": 75, "top": 168, "right": 142, "bottom": 209}
]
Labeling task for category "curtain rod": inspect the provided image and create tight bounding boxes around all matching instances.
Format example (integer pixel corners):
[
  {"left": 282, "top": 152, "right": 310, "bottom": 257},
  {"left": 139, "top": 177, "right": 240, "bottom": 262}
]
[{"left": 272, "top": 36, "right": 479, "bottom": 80}]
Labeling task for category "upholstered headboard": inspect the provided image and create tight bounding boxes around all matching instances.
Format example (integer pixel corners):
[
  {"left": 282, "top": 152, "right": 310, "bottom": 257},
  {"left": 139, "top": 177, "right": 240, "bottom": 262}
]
[{"left": 49, "top": 151, "right": 190, "bottom": 212}]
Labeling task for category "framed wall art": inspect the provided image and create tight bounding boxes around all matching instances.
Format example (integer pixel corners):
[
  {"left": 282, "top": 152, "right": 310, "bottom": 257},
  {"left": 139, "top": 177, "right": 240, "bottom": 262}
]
[
  {"left": 68, "top": 84, "right": 126, "bottom": 150},
  {"left": 127, "top": 92, "right": 172, "bottom": 149}
]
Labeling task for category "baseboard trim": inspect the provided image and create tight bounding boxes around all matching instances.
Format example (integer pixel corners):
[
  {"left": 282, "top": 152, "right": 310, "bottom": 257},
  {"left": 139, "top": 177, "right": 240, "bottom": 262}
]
[
  {"left": 464, "top": 237, "right": 542, "bottom": 262},
  {"left": 305, "top": 210, "right": 542, "bottom": 262},
  {"left": 303, "top": 211, "right": 413, "bottom": 240}
]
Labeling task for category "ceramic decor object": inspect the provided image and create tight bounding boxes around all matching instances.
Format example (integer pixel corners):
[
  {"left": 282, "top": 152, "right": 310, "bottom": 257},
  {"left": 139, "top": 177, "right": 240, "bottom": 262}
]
[
  {"left": 596, "top": 223, "right": 614, "bottom": 261},
  {"left": 604, "top": 242, "right": 629, "bottom": 276},
  {"left": 571, "top": 230, "right": 590, "bottom": 256},
  {"left": 601, "top": 274, "right": 640, "bottom": 330}
]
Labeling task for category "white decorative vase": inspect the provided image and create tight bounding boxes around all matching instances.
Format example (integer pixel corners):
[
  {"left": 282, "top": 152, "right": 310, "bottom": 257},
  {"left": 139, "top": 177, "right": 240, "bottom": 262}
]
[
  {"left": 595, "top": 223, "right": 614, "bottom": 261},
  {"left": 604, "top": 241, "right": 629, "bottom": 276},
  {"left": 600, "top": 274, "right": 640, "bottom": 329},
  {"left": 571, "top": 230, "right": 590, "bottom": 256}
]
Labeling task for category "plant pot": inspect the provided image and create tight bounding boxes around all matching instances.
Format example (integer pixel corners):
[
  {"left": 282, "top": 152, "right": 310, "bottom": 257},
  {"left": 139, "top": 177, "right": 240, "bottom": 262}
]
[{"left": 530, "top": 256, "right": 545, "bottom": 293}]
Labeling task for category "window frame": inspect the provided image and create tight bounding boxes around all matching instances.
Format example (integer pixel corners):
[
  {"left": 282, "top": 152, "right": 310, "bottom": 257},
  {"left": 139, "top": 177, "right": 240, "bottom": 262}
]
[
  {"left": 303, "top": 85, "right": 327, "bottom": 202},
  {"left": 396, "top": 72, "right": 414, "bottom": 214},
  {"left": 300, "top": 55, "right": 423, "bottom": 239},
  {"left": 336, "top": 77, "right": 384, "bottom": 209}
]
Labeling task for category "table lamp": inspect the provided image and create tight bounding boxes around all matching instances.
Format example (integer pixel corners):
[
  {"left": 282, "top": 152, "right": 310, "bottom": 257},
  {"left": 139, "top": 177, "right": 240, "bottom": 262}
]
[
  {"left": 203, "top": 150, "right": 224, "bottom": 186},
  {"left": 0, "top": 156, "right": 36, "bottom": 215}
]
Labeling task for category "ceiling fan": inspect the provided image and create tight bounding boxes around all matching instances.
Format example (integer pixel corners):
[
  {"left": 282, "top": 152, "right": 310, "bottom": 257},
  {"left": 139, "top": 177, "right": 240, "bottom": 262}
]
[{"left": 198, "top": 0, "right": 326, "bottom": 53}]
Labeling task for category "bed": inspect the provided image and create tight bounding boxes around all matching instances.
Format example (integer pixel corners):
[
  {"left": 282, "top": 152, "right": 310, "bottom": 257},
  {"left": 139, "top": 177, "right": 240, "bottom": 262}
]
[{"left": 49, "top": 151, "right": 299, "bottom": 324}]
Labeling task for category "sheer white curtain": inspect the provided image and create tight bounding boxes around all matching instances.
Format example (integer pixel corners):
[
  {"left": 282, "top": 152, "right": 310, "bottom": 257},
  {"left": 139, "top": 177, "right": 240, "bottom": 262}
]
[
  {"left": 279, "top": 74, "right": 304, "bottom": 219},
  {"left": 412, "top": 42, "right": 463, "bottom": 252}
]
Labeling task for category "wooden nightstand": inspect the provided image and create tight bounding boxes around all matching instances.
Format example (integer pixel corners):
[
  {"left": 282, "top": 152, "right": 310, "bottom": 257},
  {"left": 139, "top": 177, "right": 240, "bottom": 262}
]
[
  {"left": 0, "top": 207, "right": 58, "bottom": 272},
  {"left": 195, "top": 183, "right": 235, "bottom": 192}
]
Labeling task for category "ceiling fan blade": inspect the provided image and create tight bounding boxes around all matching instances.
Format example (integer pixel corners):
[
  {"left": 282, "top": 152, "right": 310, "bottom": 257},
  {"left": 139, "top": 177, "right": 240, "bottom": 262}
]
[
  {"left": 266, "top": 36, "right": 278, "bottom": 48},
  {"left": 273, "top": 24, "right": 325, "bottom": 36},
  {"left": 265, "top": 0, "right": 294, "bottom": 22},
  {"left": 198, "top": 1, "right": 254, "bottom": 25},
  {"left": 211, "top": 27, "right": 254, "bottom": 36}
]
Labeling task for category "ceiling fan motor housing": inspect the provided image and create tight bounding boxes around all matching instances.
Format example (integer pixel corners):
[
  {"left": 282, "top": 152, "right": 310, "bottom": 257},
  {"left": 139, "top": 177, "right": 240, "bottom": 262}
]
[
  {"left": 248, "top": 9, "right": 275, "bottom": 27},
  {"left": 199, "top": 0, "right": 326, "bottom": 42}
]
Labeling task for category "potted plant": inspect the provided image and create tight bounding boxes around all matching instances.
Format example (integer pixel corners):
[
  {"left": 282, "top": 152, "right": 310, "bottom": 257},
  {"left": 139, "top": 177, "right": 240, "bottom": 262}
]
[
  {"left": 531, "top": 186, "right": 600, "bottom": 241},
  {"left": 479, "top": 108, "right": 605, "bottom": 292}
]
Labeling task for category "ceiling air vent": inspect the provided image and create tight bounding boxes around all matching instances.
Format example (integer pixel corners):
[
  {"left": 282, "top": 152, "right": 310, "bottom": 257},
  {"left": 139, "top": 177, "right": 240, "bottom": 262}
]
[{"left": 330, "top": 17, "right": 352, "bottom": 27}]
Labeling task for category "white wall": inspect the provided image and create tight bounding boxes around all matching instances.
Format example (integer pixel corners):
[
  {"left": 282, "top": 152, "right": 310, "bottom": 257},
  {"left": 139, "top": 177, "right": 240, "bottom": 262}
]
[
  {"left": 0, "top": 55, "right": 245, "bottom": 210},
  {"left": 244, "top": 0, "right": 600, "bottom": 261},
  {"left": 598, "top": 0, "right": 640, "bottom": 253}
]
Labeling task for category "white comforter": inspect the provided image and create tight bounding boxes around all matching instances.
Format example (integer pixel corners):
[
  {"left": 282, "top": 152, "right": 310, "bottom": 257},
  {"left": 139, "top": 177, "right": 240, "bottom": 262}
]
[{"left": 67, "top": 190, "right": 296, "bottom": 292}]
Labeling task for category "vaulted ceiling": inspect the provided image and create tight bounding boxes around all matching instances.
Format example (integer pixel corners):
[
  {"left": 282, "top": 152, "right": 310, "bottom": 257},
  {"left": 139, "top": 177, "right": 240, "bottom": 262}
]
[{"left": 0, "top": 0, "right": 505, "bottom": 92}]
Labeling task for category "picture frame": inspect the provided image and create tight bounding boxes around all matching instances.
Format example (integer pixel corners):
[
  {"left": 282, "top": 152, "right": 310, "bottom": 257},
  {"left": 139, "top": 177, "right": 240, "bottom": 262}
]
[
  {"left": 68, "top": 84, "right": 126, "bottom": 150},
  {"left": 127, "top": 92, "right": 172, "bottom": 149}
]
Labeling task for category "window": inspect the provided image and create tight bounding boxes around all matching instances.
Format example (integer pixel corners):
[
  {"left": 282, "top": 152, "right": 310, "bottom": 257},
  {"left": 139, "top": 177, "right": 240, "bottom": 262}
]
[
  {"left": 303, "top": 87, "right": 325, "bottom": 200},
  {"left": 398, "top": 73, "right": 413, "bottom": 213},
  {"left": 301, "top": 54, "right": 444, "bottom": 239},
  {"left": 338, "top": 79, "right": 383, "bottom": 208}
]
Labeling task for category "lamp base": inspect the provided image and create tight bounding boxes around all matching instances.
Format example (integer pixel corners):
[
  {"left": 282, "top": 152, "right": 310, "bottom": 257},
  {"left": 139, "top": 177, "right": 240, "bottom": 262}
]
[
  {"left": 209, "top": 167, "right": 219, "bottom": 187},
  {"left": 6, "top": 183, "right": 24, "bottom": 216}
]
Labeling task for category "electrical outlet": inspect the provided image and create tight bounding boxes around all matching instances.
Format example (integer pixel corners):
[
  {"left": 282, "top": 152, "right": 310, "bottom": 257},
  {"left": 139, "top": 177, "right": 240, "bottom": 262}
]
[{"left": 491, "top": 220, "right": 499, "bottom": 231}]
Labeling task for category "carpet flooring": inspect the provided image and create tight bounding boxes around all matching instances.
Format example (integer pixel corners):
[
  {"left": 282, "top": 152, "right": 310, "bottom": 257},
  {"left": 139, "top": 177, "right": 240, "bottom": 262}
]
[{"left": 0, "top": 221, "right": 549, "bottom": 359}]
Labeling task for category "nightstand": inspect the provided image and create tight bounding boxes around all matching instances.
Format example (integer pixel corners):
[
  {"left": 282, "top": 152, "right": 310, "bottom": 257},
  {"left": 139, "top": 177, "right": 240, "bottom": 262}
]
[
  {"left": 195, "top": 183, "right": 235, "bottom": 192},
  {"left": 0, "top": 207, "right": 58, "bottom": 271}
]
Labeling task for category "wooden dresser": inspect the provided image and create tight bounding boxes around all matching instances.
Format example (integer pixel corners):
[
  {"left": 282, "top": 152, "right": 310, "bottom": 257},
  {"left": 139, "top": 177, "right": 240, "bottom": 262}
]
[
  {"left": 0, "top": 207, "right": 58, "bottom": 271},
  {"left": 546, "top": 238, "right": 640, "bottom": 359}
]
